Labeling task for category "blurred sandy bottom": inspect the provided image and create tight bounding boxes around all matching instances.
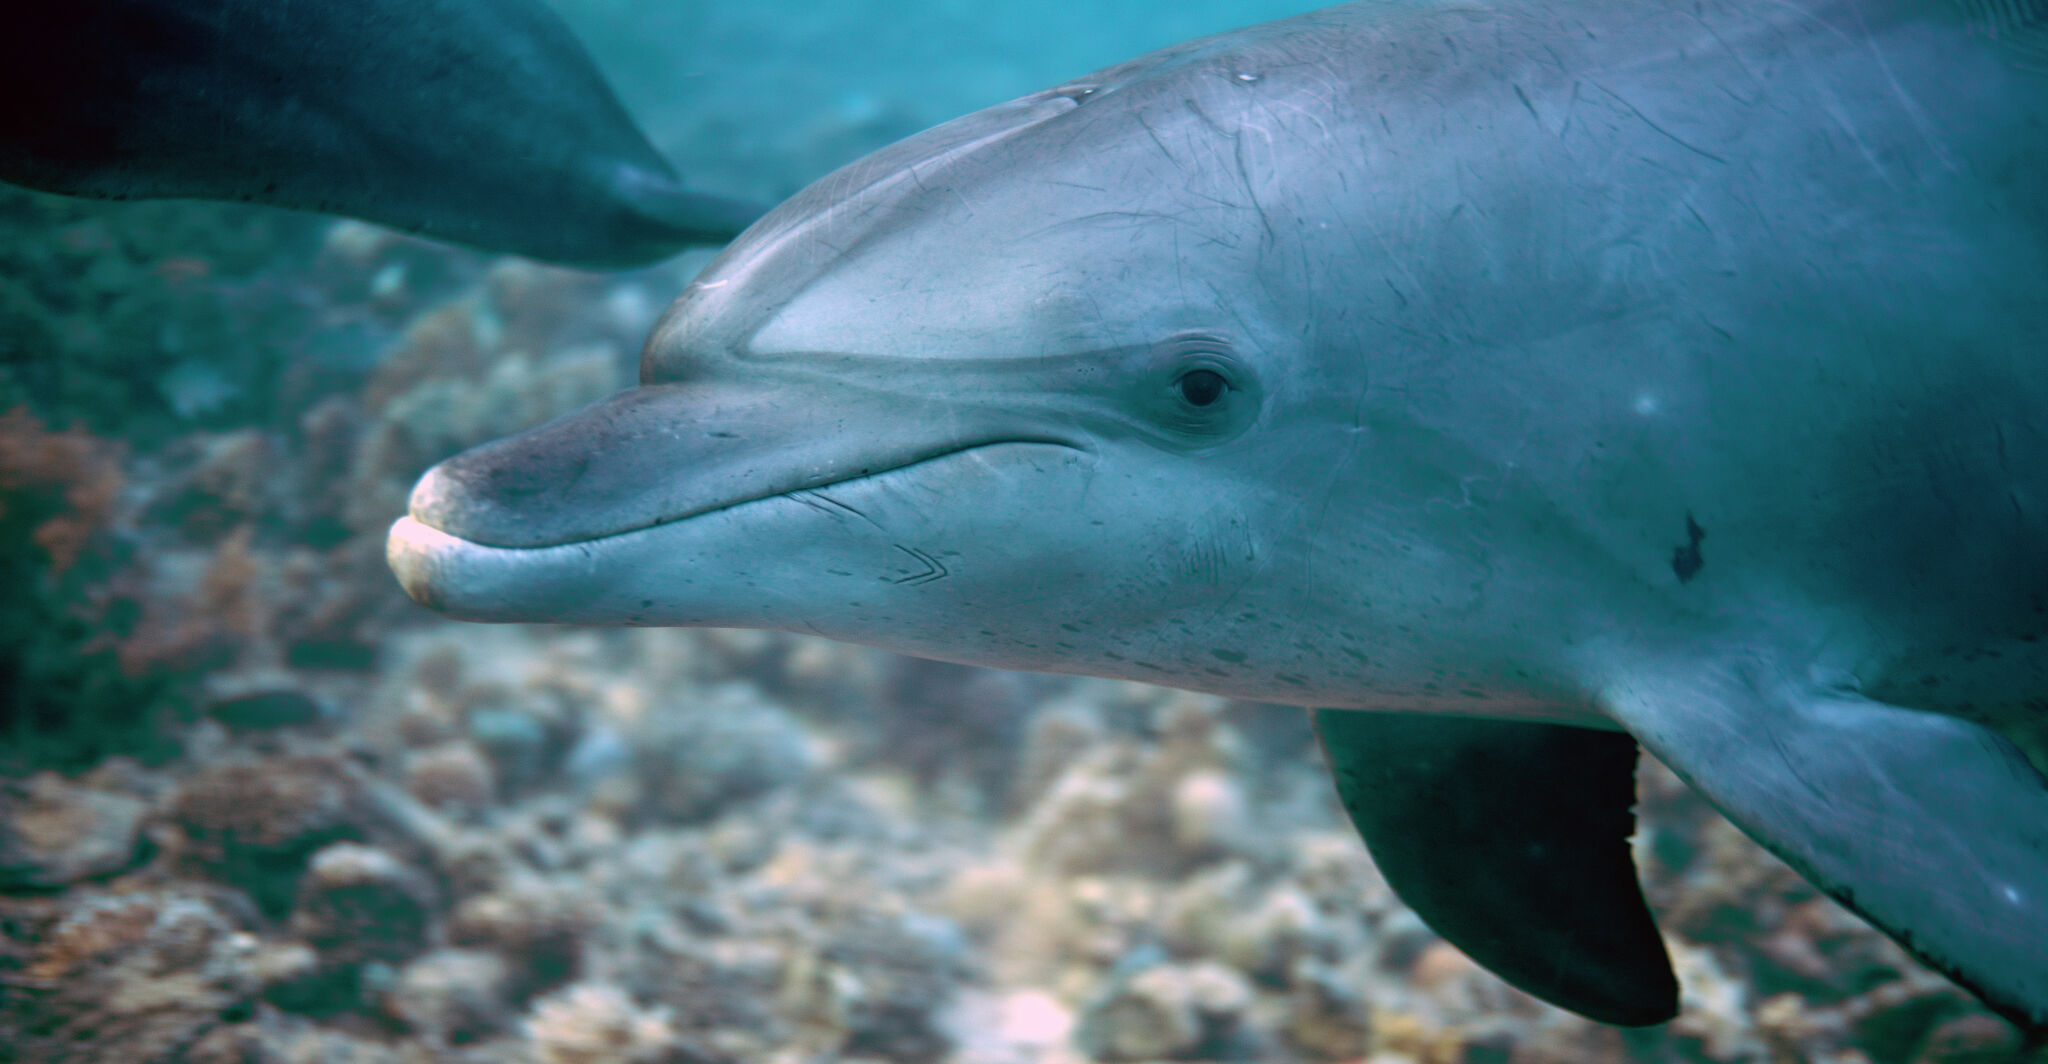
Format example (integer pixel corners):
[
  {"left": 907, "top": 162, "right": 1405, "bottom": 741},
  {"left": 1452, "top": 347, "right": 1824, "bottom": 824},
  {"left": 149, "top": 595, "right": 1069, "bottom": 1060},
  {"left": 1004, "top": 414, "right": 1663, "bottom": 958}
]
[{"left": 1, "top": 598, "right": 2023, "bottom": 1064}]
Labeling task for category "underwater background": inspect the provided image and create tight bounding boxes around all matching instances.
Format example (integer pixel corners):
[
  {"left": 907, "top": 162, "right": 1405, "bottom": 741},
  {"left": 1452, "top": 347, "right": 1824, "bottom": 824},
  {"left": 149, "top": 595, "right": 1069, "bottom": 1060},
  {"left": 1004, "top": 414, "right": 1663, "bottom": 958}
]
[{"left": 0, "top": 1, "right": 2025, "bottom": 1061}]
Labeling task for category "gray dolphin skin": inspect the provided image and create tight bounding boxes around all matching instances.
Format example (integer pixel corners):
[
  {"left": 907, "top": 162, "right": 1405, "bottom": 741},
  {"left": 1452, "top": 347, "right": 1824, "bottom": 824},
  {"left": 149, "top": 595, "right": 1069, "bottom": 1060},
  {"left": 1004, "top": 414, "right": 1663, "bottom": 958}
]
[
  {"left": 389, "top": 0, "right": 2048, "bottom": 1028},
  {"left": 0, "top": 0, "right": 764, "bottom": 267}
]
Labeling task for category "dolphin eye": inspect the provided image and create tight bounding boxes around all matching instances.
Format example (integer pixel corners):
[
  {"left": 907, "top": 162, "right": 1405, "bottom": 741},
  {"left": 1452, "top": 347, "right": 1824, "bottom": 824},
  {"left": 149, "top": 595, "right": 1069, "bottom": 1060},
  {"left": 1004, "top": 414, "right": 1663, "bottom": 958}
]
[
  {"left": 1176, "top": 369, "right": 1229, "bottom": 407},
  {"left": 1142, "top": 336, "right": 1257, "bottom": 445}
]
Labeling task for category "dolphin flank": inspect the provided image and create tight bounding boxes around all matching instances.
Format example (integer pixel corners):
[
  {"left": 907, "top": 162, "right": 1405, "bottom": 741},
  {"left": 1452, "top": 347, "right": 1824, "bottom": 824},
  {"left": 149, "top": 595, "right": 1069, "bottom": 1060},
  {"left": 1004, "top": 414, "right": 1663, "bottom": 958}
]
[
  {"left": 0, "top": 0, "right": 766, "bottom": 267},
  {"left": 388, "top": 0, "right": 2048, "bottom": 1027}
]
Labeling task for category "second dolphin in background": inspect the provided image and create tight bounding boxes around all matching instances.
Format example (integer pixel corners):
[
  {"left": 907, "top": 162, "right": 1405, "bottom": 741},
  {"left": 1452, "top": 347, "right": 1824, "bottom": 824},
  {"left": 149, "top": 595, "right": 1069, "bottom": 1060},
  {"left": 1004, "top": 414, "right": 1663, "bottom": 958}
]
[{"left": 0, "top": 0, "right": 765, "bottom": 267}]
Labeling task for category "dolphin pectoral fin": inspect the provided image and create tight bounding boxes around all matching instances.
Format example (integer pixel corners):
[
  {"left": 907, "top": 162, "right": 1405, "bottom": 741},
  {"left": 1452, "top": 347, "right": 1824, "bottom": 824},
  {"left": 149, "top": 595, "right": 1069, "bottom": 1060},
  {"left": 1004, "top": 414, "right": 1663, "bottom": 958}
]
[
  {"left": 1313, "top": 709, "right": 1677, "bottom": 1026},
  {"left": 1607, "top": 663, "right": 2048, "bottom": 1027}
]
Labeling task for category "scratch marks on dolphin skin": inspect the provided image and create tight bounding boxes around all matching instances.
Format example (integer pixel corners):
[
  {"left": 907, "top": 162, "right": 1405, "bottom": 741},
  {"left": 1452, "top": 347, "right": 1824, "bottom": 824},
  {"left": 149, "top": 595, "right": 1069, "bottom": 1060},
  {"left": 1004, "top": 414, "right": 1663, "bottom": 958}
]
[
  {"left": 1671, "top": 511, "right": 1707, "bottom": 584},
  {"left": 1135, "top": 111, "right": 1187, "bottom": 174},
  {"left": 1182, "top": 97, "right": 1232, "bottom": 139},
  {"left": 1019, "top": 210, "right": 1188, "bottom": 242},
  {"left": 790, "top": 492, "right": 840, "bottom": 519},
  {"left": 1556, "top": 78, "right": 1583, "bottom": 140},
  {"left": 1680, "top": 197, "right": 1713, "bottom": 235},
  {"left": 1584, "top": 81, "right": 1728, "bottom": 164},
  {"left": 1236, "top": 133, "right": 1280, "bottom": 249},
  {"left": 889, "top": 545, "right": 950, "bottom": 586},
  {"left": 1513, "top": 83, "right": 1544, "bottom": 130},
  {"left": 1696, "top": 310, "right": 1735, "bottom": 344},
  {"left": 793, "top": 489, "right": 882, "bottom": 529},
  {"left": 1845, "top": 1, "right": 1962, "bottom": 175},
  {"left": 1814, "top": 81, "right": 1895, "bottom": 184}
]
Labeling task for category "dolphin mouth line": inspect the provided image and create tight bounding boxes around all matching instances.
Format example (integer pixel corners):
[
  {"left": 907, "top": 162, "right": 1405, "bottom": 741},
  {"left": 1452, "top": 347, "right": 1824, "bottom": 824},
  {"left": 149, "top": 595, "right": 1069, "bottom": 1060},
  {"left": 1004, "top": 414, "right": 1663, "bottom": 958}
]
[{"left": 410, "top": 438, "right": 1086, "bottom": 551}]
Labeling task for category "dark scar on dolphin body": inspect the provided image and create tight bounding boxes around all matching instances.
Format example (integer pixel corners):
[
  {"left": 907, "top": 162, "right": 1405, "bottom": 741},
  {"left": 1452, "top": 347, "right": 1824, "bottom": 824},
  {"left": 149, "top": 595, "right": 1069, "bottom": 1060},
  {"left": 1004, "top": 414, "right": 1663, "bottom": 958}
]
[
  {"left": 1670, "top": 511, "right": 1706, "bottom": 583},
  {"left": 889, "top": 545, "right": 950, "bottom": 586}
]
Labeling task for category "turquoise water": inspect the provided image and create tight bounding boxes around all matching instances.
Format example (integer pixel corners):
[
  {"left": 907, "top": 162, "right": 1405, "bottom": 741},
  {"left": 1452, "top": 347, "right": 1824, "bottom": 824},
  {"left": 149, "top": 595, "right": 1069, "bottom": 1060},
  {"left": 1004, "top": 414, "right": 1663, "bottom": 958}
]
[
  {"left": 0, "top": 2, "right": 2032, "bottom": 1062},
  {"left": 559, "top": 0, "right": 1321, "bottom": 200}
]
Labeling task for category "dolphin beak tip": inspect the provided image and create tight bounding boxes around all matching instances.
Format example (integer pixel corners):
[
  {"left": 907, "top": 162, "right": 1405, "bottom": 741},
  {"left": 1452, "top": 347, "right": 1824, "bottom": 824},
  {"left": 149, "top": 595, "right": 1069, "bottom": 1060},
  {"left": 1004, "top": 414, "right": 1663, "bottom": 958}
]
[{"left": 387, "top": 515, "right": 453, "bottom": 612}]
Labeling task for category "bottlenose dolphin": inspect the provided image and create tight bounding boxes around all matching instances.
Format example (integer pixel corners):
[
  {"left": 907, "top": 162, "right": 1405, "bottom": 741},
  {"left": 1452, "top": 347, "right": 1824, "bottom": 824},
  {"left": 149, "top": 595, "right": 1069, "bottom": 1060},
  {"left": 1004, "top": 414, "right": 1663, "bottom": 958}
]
[
  {"left": 388, "top": 0, "right": 2048, "bottom": 1027},
  {"left": 0, "top": 0, "right": 763, "bottom": 267}
]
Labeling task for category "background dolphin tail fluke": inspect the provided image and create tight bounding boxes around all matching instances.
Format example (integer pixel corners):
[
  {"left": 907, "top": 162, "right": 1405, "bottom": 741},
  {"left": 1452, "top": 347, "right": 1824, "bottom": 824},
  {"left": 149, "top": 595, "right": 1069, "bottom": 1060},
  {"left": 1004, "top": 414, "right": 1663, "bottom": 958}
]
[
  {"left": 612, "top": 173, "right": 771, "bottom": 254},
  {"left": 0, "top": 0, "right": 765, "bottom": 268}
]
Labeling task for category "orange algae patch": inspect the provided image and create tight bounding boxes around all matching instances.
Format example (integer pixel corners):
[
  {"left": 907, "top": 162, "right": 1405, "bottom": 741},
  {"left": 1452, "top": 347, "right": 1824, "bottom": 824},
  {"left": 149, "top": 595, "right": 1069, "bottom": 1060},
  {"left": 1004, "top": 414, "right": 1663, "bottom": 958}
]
[{"left": 0, "top": 406, "right": 124, "bottom": 575}]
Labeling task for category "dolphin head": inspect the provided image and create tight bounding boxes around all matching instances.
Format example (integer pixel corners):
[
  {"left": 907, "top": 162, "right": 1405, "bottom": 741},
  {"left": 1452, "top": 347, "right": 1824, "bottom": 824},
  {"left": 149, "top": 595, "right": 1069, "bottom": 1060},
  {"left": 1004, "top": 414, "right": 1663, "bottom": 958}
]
[{"left": 390, "top": 13, "right": 1543, "bottom": 707}]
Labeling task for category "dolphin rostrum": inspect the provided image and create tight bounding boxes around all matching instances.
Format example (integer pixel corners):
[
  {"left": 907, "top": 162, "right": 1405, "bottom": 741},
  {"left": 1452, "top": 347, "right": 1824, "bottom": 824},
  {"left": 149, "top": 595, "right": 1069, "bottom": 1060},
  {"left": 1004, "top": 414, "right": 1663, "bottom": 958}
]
[
  {"left": 0, "top": 0, "right": 764, "bottom": 267},
  {"left": 387, "top": 0, "right": 2048, "bottom": 1027}
]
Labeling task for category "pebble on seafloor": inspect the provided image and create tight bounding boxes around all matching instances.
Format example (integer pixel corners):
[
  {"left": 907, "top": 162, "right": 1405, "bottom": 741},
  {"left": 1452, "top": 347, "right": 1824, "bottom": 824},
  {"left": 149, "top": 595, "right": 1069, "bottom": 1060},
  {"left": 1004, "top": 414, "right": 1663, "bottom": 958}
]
[
  {"left": 384, "top": 947, "right": 514, "bottom": 1045},
  {"left": 288, "top": 842, "right": 438, "bottom": 969},
  {"left": 0, "top": 772, "right": 148, "bottom": 889},
  {"left": 523, "top": 982, "right": 679, "bottom": 1064},
  {"left": 164, "top": 755, "right": 367, "bottom": 917},
  {"left": 1074, "top": 959, "right": 1255, "bottom": 1061}
]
